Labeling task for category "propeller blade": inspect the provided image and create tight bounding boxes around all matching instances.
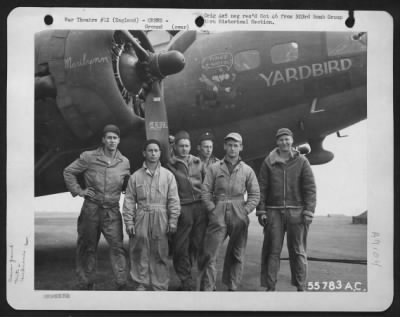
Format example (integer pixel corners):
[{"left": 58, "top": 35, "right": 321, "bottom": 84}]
[
  {"left": 120, "top": 30, "right": 150, "bottom": 61},
  {"left": 144, "top": 81, "right": 170, "bottom": 163},
  {"left": 118, "top": 29, "right": 186, "bottom": 165},
  {"left": 167, "top": 30, "right": 197, "bottom": 53}
]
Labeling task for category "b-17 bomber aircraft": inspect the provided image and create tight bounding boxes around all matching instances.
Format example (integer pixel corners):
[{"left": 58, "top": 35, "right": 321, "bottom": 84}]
[{"left": 35, "top": 29, "right": 367, "bottom": 196}]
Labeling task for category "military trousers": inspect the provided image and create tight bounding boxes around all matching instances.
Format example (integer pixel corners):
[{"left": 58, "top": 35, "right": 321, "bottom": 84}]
[
  {"left": 199, "top": 200, "right": 249, "bottom": 291},
  {"left": 261, "top": 208, "right": 309, "bottom": 290},
  {"left": 172, "top": 201, "right": 207, "bottom": 287},
  {"left": 76, "top": 199, "right": 127, "bottom": 288}
]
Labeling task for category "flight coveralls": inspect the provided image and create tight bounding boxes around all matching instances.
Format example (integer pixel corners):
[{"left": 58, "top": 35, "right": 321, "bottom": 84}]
[
  {"left": 122, "top": 163, "right": 180, "bottom": 290},
  {"left": 200, "top": 159, "right": 260, "bottom": 291},
  {"left": 63, "top": 147, "right": 130, "bottom": 288},
  {"left": 256, "top": 148, "right": 316, "bottom": 290},
  {"left": 167, "top": 154, "right": 207, "bottom": 289}
]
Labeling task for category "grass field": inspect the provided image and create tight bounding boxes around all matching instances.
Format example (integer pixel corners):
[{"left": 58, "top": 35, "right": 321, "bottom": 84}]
[{"left": 35, "top": 212, "right": 367, "bottom": 292}]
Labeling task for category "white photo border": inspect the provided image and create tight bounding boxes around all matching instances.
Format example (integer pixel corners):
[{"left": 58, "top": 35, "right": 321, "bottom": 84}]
[{"left": 6, "top": 7, "right": 394, "bottom": 311}]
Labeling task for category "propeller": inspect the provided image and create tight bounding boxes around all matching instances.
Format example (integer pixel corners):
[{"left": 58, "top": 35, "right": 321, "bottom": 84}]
[
  {"left": 119, "top": 30, "right": 185, "bottom": 163},
  {"left": 167, "top": 30, "right": 197, "bottom": 53}
]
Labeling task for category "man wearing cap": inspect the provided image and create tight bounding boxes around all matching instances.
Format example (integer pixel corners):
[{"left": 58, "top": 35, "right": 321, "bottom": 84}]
[
  {"left": 168, "top": 135, "right": 176, "bottom": 159},
  {"left": 200, "top": 132, "right": 260, "bottom": 291},
  {"left": 167, "top": 130, "right": 207, "bottom": 291},
  {"left": 63, "top": 124, "right": 130, "bottom": 290},
  {"left": 123, "top": 139, "right": 180, "bottom": 291},
  {"left": 256, "top": 128, "right": 316, "bottom": 291},
  {"left": 197, "top": 132, "right": 219, "bottom": 169}
]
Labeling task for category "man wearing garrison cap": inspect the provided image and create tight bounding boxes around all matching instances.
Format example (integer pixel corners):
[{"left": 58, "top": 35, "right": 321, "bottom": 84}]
[
  {"left": 167, "top": 130, "right": 207, "bottom": 291},
  {"left": 197, "top": 132, "right": 219, "bottom": 169},
  {"left": 256, "top": 128, "right": 316, "bottom": 292},
  {"left": 64, "top": 124, "right": 130, "bottom": 290}
]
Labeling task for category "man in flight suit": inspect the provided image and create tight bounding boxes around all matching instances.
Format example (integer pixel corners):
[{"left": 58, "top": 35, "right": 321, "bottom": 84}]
[
  {"left": 200, "top": 132, "right": 260, "bottom": 291},
  {"left": 256, "top": 128, "right": 316, "bottom": 291},
  {"left": 122, "top": 139, "right": 180, "bottom": 291},
  {"left": 197, "top": 132, "right": 219, "bottom": 169},
  {"left": 63, "top": 124, "right": 130, "bottom": 290},
  {"left": 167, "top": 130, "right": 207, "bottom": 291}
]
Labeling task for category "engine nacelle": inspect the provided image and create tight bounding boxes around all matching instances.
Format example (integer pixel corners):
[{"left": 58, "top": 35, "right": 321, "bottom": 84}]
[{"left": 306, "top": 138, "right": 334, "bottom": 165}]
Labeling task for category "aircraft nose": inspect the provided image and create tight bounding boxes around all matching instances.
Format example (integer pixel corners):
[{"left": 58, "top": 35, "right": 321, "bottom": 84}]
[{"left": 151, "top": 51, "right": 185, "bottom": 78}]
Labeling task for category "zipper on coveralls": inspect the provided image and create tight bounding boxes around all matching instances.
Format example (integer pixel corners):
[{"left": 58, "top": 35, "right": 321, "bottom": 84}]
[
  {"left": 104, "top": 163, "right": 107, "bottom": 203},
  {"left": 183, "top": 159, "right": 196, "bottom": 201},
  {"left": 104, "top": 159, "right": 117, "bottom": 203},
  {"left": 283, "top": 168, "right": 286, "bottom": 209}
]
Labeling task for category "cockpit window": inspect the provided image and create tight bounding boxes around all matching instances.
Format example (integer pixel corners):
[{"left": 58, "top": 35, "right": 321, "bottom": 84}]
[
  {"left": 233, "top": 50, "right": 260, "bottom": 72},
  {"left": 327, "top": 32, "right": 367, "bottom": 56},
  {"left": 271, "top": 42, "right": 299, "bottom": 64}
]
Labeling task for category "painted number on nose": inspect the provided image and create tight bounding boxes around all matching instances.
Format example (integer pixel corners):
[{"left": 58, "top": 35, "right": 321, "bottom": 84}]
[{"left": 149, "top": 121, "right": 168, "bottom": 130}]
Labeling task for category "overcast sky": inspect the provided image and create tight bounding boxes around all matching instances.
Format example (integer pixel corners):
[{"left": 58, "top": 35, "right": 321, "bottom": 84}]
[
  {"left": 311, "top": 120, "right": 367, "bottom": 216},
  {"left": 35, "top": 120, "right": 367, "bottom": 216}
]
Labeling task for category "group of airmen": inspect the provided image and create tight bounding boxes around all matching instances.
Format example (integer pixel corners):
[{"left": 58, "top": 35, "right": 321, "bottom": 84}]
[{"left": 63, "top": 124, "right": 316, "bottom": 292}]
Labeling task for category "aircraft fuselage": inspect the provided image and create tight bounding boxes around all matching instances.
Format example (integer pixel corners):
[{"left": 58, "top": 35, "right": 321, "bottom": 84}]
[
  {"left": 34, "top": 30, "right": 366, "bottom": 196},
  {"left": 163, "top": 31, "right": 366, "bottom": 160}
]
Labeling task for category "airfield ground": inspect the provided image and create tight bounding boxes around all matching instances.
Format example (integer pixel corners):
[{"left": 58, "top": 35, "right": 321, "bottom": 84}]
[{"left": 35, "top": 212, "right": 367, "bottom": 292}]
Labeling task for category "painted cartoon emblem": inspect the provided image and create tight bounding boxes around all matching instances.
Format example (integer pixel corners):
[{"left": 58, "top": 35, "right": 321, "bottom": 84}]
[
  {"left": 198, "top": 52, "right": 238, "bottom": 108},
  {"left": 201, "top": 53, "right": 233, "bottom": 71}
]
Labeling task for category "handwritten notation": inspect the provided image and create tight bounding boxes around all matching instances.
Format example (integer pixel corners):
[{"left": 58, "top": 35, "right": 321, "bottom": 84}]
[
  {"left": 8, "top": 236, "right": 29, "bottom": 284},
  {"left": 371, "top": 232, "right": 382, "bottom": 267}
]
